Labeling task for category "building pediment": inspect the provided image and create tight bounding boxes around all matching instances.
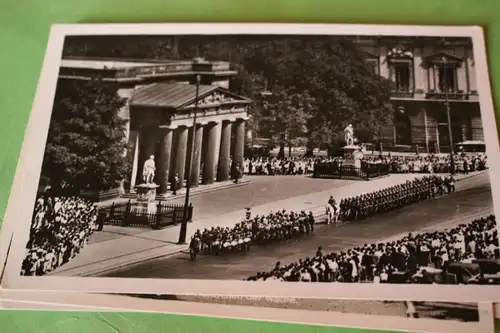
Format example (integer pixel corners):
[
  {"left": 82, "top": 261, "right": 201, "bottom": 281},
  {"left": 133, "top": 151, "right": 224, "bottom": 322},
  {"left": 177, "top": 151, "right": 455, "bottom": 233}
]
[
  {"left": 424, "top": 52, "right": 463, "bottom": 65},
  {"left": 387, "top": 47, "right": 414, "bottom": 61},
  {"left": 180, "top": 89, "right": 252, "bottom": 110}
]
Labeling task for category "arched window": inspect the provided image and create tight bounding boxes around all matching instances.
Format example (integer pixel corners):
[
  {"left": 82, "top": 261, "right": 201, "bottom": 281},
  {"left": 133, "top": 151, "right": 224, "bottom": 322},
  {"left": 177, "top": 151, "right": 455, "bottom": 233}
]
[{"left": 394, "top": 109, "right": 412, "bottom": 145}]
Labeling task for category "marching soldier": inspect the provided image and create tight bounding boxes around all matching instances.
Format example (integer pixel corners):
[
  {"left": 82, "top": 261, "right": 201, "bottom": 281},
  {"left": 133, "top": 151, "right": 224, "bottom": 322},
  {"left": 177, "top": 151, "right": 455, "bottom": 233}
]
[{"left": 245, "top": 207, "right": 252, "bottom": 220}]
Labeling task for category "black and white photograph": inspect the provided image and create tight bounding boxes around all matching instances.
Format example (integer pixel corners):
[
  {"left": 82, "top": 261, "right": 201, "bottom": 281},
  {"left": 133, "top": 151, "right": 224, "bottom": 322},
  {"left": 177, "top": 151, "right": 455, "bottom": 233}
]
[
  {"left": 1, "top": 24, "right": 500, "bottom": 301},
  {"left": 0, "top": 290, "right": 495, "bottom": 333}
]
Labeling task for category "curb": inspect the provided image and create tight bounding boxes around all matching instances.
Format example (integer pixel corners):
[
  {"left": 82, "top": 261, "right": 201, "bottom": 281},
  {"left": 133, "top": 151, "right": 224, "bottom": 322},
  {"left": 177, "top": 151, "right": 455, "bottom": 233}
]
[
  {"left": 119, "top": 180, "right": 252, "bottom": 203},
  {"left": 180, "top": 180, "right": 251, "bottom": 199},
  {"left": 80, "top": 246, "right": 189, "bottom": 277},
  {"left": 455, "top": 170, "right": 487, "bottom": 182}
]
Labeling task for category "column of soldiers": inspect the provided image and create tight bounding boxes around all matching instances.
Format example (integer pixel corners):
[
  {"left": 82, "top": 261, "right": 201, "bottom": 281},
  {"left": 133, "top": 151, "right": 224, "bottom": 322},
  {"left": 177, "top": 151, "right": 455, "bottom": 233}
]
[
  {"left": 336, "top": 175, "right": 455, "bottom": 222},
  {"left": 191, "top": 210, "right": 315, "bottom": 256}
]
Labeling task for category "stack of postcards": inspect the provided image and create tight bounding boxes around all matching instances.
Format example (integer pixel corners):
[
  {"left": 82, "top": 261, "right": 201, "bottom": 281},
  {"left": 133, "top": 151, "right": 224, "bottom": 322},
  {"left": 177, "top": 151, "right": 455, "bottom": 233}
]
[{"left": 0, "top": 23, "right": 498, "bottom": 333}]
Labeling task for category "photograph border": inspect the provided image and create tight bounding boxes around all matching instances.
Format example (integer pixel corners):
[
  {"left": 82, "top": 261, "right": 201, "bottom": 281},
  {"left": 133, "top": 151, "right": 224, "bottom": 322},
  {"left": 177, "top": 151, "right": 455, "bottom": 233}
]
[
  {"left": 0, "top": 291, "right": 495, "bottom": 333},
  {"left": 1, "top": 23, "right": 500, "bottom": 302}
]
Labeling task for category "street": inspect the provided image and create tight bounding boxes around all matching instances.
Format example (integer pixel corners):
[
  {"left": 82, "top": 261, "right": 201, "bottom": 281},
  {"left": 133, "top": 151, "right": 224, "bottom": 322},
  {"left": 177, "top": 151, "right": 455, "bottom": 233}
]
[
  {"left": 104, "top": 172, "right": 493, "bottom": 280},
  {"left": 90, "top": 175, "right": 355, "bottom": 244},
  {"left": 166, "top": 175, "right": 354, "bottom": 220}
]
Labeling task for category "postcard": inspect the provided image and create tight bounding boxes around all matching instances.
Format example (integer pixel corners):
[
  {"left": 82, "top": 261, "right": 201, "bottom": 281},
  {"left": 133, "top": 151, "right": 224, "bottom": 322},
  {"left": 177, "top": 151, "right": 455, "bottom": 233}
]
[
  {"left": 1, "top": 23, "right": 499, "bottom": 301},
  {"left": 0, "top": 291, "right": 495, "bottom": 333}
]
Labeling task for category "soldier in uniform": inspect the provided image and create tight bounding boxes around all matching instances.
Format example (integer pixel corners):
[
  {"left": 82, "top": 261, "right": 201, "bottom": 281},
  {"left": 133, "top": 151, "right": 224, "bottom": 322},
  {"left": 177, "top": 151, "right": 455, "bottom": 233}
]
[{"left": 171, "top": 173, "right": 180, "bottom": 195}]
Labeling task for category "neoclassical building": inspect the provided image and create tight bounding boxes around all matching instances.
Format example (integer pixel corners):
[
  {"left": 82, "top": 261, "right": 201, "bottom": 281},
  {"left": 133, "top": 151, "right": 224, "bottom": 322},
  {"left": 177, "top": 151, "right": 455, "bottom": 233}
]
[
  {"left": 58, "top": 57, "right": 251, "bottom": 196},
  {"left": 353, "top": 36, "right": 481, "bottom": 153}
]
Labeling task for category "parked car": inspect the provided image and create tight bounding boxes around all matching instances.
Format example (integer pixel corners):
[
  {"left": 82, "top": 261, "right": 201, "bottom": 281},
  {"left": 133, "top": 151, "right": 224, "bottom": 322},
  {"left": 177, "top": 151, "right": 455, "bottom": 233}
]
[
  {"left": 442, "top": 262, "right": 482, "bottom": 284},
  {"left": 472, "top": 258, "right": 500, "bottom": 274}
]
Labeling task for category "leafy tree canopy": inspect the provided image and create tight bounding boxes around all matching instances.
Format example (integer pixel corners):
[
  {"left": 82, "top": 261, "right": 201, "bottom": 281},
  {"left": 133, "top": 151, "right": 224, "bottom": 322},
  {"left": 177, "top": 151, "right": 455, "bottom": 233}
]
[
  {"left": 64, "top": 35, "right": 394, "bottom": 150},
  {"left": 42, "top": 78, "right": 129, "bottom": 193}
]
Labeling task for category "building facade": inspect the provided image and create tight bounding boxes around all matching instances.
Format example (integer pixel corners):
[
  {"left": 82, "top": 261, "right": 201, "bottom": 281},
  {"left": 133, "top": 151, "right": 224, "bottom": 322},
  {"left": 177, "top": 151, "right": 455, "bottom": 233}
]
[
  {"left": 354, "top": 36, "right": 481, "bottom": 153},
  {"left": 58, "top": 57, "right": 251, "bottom": 196}
]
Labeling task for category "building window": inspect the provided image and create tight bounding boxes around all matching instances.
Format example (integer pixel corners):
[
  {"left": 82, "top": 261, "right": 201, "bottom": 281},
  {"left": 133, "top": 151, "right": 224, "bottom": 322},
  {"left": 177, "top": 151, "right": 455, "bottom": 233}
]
[
  {"left": 392, "top": 63, "right": 412, "bottom": 92},
  {"left": 438, "top": 65, "right": 457, "bottom": 92},
  {"left": 394, "top": 110, "right": 412, "bottom": 145}
]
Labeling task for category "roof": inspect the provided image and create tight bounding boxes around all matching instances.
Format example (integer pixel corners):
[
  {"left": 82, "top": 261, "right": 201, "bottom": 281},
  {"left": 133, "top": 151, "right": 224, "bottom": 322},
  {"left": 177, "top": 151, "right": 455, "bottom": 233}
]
[
  {"left": 130, "top": 83, "right": 219, "bottom": 108},
  {"left": 60, "top": 59, "right": 161, "bottom": 70}
]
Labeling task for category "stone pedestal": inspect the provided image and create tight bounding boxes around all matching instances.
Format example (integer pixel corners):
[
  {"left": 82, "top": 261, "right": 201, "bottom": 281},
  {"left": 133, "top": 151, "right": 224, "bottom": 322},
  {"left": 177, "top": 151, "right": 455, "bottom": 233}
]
[
  {"left": 342, "top": 145, "right": 360, "bottom": 167},
  {"left": 135, "top": 183, "right": 159, "bottom": 214}
]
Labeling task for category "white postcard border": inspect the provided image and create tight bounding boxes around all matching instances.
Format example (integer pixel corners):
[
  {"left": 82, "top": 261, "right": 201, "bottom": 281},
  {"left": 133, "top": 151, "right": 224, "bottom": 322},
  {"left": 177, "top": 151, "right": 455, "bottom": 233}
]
[
  {"left": 0, "top": 290, "right": 495, "bottom": 333},
  {"left": 1, "top": 23, "right": 500, "bottom": 302}
]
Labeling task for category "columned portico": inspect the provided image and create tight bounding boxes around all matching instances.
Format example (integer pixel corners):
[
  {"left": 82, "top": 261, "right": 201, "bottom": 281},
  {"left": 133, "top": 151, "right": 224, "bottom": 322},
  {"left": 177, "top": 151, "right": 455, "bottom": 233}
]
[{"left": 128, "top": 83, "right": 251, "bottom": 195}]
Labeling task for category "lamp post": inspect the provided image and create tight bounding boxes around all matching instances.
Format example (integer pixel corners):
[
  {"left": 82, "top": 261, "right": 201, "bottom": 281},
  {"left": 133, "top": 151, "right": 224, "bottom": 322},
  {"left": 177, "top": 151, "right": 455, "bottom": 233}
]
[
  {"left": 178, "top": 74, "right": 201, "bottom": 244},
  {"left": 441, "top": 56, "right": 455, "bottom": 175}
]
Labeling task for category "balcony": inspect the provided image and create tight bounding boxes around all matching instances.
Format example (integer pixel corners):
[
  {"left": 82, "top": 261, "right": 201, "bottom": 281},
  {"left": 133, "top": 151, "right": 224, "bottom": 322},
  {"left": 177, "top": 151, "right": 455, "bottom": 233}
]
[
  {"left": 425, "top": 90, "right": 470, "bottom": 100},
  {"left": 391, "top": 90, "right": 414, "bottom": 99}
]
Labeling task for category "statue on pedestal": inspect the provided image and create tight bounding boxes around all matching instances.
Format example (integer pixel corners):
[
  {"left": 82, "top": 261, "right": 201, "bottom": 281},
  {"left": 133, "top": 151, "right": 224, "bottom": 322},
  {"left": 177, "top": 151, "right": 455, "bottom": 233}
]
[
  {"left": 344, "top": 124, "right": 355, "bottom": 146},
  {"left": 142, "top": 155, "right": 156, "bottom": 184}
]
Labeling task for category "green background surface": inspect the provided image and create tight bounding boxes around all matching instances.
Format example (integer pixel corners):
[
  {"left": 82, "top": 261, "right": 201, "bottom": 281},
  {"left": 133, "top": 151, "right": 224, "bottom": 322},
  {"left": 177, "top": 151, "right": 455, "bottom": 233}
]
[{"left": 1, "top": 0, "right": 500, "bottom": 332}]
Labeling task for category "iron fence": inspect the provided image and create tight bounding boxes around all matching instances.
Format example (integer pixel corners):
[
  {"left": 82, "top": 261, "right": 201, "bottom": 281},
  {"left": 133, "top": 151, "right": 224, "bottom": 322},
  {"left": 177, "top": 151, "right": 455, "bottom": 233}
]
[
  {"left": 313, "top": 162, "right": 390, "bottom": 180},
  {"left": 100, "top": 200, "right": 194, "bottom": 229}
]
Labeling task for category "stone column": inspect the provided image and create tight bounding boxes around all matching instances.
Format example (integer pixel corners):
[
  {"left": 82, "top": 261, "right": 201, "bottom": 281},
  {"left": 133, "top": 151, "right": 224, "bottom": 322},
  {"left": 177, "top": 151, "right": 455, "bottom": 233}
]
[
  {"left": 212, "top": 121, "right": 222, "bottom": 180},
  {"left": 144, "top": 129, "right": 157, "bottom": 157},
  {"left": 202, "top": 122, "right": 219, "bottom": 185},
  {"left": 231, "top": 118, "right": 246, "bottom": 176},
  {"left": 173, "top": 125, "right": 189, "bottom": 188},
  {"left": 190, "top": 123, "right": 205, "bottom": 188},
  {"left": 217, "top": 120, "right": 232, "bottom": 182},
  {"left": 137, "top": 127, "right": 157, "bottom": 185},
  {"left": 129, "top": 131, "right": 140, "bottom": 192},
  {"left": 157, "top": 126, "right": 175, "bottom": 195}
]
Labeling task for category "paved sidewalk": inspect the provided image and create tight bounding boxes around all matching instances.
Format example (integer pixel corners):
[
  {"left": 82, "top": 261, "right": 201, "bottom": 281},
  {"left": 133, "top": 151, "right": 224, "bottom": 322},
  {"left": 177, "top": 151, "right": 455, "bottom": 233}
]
[
  {"left": 50, "top": 171, "right": 484, "bottom": 277},
  {"left": 98, "top": 179, "right": 251, "bottom": 208}
]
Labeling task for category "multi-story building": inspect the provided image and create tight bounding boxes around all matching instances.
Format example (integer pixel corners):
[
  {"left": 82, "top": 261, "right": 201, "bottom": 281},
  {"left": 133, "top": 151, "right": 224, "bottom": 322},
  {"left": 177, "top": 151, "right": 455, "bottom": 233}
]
[{"left": 353, "top": 36, "right": 481, "bottom": 153}]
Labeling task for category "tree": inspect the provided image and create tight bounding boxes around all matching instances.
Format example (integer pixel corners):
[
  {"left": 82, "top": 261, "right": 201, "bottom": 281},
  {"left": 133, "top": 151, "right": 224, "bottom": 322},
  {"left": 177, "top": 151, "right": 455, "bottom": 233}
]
[
  {"left": 261, "top": 85, "right": 314, "bottom": 158},
  {"left": 41, "top": 78, "right": 129, "bottom": 193}
]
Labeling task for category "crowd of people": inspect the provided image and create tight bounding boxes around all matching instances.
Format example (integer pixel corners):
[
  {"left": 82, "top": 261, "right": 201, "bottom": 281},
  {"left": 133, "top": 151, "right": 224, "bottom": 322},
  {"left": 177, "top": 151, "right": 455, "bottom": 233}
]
[
  {"left": 363, "top": 153, "right": 487, "bottom": 174},
  {"left": 246, "top": 215, "right": 499, "bottom": 284},
  {"left": 329, "top": 175, "right": 455, "bottom": 223},
  {"left": 242, "top": 157, "right": 316, "bottom": 176},
  {"left": 21, "top": 196, "right": 98, "bottom": 276},
  {"left": 191, "top": 210, "right": 315, "bottom": 256},
  {"left": 240, "top": 152, "right": 487, "bottom": 178}
]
